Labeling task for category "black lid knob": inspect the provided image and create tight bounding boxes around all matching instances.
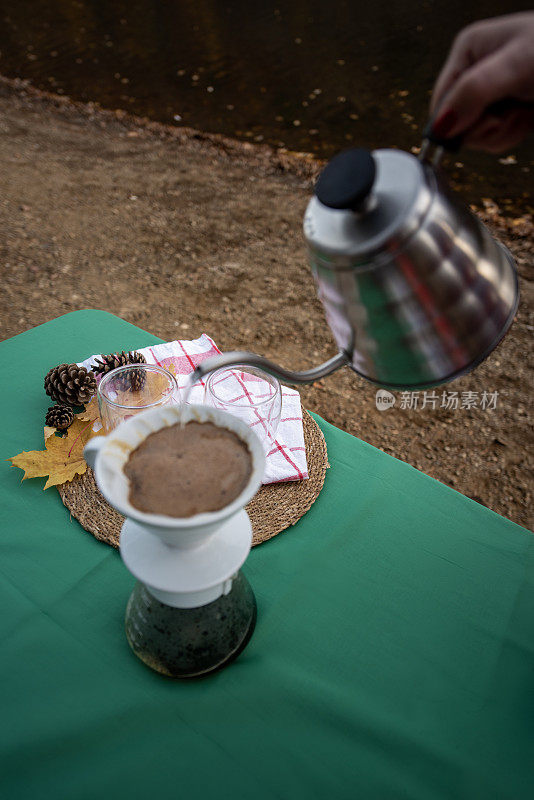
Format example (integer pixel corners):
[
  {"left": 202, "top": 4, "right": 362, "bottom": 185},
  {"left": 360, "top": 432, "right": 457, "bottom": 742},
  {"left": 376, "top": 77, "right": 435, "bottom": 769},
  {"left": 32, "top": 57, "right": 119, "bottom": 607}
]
[{"left": 315, "top": 148, "right": 376, "bottom": 211}]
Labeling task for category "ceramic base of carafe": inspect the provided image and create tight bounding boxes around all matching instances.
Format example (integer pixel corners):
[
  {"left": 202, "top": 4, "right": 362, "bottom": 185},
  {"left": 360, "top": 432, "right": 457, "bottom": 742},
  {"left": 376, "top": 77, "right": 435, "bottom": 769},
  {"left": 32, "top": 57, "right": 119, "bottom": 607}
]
[
  {"left": 124, "top": 573, "right": 257, "bottom": 678},
  {"left": 120, "top": 510, "right": 253, "bottom": 608},
  {"left": 120, "top": 508, "right": 257, "bottom": 677}
]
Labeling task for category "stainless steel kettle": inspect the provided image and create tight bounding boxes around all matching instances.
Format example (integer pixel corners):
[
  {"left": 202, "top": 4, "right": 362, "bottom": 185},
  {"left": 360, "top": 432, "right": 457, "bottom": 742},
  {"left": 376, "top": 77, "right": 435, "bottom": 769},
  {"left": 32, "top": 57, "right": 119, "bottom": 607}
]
[{"left": 194, "top": 137, "right": 518, "bottom": 389}]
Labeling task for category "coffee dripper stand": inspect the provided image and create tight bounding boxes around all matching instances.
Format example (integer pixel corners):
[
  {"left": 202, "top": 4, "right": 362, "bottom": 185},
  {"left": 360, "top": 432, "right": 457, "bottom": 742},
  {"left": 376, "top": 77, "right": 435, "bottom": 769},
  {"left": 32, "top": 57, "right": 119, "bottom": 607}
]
[{"left": 84, "top": 403, "right": 265, "bottom": 679}]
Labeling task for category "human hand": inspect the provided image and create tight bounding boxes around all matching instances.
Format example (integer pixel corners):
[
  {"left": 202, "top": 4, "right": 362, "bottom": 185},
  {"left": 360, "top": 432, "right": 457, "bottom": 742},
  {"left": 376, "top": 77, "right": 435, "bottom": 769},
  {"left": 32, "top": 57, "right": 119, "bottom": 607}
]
[{"left": 430, "top": 12, "right": 534, "bottom": 152}]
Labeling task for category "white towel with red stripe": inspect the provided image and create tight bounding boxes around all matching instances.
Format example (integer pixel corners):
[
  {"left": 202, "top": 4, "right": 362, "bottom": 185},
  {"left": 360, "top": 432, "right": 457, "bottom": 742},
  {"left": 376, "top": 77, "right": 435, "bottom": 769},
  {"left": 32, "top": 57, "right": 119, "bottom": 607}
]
[{"left": 79, "top": 334, "right": 308, "bottom": 484}]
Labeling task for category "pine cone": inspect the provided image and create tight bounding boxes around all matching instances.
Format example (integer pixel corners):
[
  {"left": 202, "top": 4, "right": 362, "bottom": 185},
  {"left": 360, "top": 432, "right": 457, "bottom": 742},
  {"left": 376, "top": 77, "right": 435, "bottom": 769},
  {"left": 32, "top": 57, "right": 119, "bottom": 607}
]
[
  {"left": 44, "top": 363, "right": 97, "bottom": 405},
  {"left": 121, "top": 351, "right": 147, "bottom": 391},
  {"left": 91, "top": 350, "right": 131, "bottom": 376},
  {"left": 45, "top": 404, "right": 74, "bottom": 431},
  {"left": 92, "top": 350, "right": 147, "bottom": 391}
]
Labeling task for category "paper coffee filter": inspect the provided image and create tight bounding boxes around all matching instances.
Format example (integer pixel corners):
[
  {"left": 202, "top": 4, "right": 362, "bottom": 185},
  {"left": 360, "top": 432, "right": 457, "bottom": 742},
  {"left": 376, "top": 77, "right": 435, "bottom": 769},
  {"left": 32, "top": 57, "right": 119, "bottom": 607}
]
[
  {"left": 85, "top": 403, "right": 266, "bottom": 530},
  {"left": 60, "top": 409, "right": 328, "bottom": 548}
]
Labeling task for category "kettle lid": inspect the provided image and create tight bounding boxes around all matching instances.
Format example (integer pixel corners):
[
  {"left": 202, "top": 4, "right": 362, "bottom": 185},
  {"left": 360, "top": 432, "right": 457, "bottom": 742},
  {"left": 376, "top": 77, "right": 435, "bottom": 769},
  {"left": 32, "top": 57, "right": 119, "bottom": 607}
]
[{"left": 306, "top": 148, "right": 431, "bottom": 258}]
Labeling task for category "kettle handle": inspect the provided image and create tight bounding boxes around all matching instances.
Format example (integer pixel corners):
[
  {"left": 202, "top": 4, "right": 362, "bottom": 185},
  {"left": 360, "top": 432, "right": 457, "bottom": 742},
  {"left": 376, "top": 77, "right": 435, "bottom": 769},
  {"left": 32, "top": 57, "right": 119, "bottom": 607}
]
[
  {"left": 422, "top": 98, "right": 534, "bottom": 159},
  {"left": 421, "top": 121, "right": 463, "bottom": 154}
]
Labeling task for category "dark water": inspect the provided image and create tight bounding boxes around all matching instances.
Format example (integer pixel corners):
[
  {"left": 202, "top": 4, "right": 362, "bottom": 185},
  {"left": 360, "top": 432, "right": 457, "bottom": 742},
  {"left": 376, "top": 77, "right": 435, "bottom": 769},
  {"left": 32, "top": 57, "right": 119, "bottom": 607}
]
[{"left": 1, "top": 0, "right": 532, "bottom": 209}]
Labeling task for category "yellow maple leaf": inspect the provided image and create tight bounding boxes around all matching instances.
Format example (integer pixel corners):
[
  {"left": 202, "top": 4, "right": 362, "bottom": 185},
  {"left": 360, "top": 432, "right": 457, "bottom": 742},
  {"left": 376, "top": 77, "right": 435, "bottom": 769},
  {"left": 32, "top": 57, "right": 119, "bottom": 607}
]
[
  {"left": 8, "top": 417, "right": 104, "bottom": 490},
  {"left": 75, "top": 395, "right": 100, "bottom": 423}
]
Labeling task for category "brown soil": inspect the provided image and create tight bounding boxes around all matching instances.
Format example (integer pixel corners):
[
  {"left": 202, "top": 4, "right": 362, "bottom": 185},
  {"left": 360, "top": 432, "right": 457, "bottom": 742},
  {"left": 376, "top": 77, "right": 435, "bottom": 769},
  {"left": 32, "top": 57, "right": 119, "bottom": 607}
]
[{"left": 1, "top": 76, "right": 532, "bottom": 529}]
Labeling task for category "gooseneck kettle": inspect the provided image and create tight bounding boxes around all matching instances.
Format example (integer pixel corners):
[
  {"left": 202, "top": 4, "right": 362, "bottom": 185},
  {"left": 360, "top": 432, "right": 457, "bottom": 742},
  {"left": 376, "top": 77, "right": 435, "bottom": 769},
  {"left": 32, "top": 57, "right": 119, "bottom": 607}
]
[{"left": 194, "top": 133, "right": 518, "bottom": 389}]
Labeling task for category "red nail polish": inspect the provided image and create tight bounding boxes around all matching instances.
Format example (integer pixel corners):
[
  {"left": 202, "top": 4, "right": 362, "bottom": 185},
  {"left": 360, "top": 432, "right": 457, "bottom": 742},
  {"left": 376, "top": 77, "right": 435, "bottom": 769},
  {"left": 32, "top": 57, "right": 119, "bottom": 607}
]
[{"left": 432, "top": 108, "right": 458, "bottom": 139}]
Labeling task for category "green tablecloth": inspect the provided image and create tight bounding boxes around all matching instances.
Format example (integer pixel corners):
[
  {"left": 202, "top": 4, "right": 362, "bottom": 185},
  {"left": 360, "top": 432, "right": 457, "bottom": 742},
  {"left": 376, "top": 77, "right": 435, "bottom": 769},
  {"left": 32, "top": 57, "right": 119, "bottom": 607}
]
[{"left": 1, "top": 311, "right": 533, "bottom": 800}]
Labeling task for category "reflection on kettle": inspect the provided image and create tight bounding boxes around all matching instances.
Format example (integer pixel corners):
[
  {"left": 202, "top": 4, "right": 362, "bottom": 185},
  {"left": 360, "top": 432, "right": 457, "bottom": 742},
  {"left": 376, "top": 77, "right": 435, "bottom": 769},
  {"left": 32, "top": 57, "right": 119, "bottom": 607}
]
[{"left": 194, "top": 142, "right": 518, "bottom": 390}]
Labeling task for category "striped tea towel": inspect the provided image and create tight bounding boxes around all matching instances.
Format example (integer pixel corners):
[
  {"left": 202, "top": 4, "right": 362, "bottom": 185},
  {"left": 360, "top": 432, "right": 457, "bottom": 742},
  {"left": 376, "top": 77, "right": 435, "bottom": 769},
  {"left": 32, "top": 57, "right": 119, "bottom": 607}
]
[{"left": 79, "top": 335, "right": 308, "bottom": 484}]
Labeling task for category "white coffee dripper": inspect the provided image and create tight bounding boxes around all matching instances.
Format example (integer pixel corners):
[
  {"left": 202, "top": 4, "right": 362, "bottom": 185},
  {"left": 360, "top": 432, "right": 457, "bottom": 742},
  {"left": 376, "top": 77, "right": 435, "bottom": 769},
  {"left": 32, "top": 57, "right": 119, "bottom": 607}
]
[{"left": 84, "top": 403, "right": 265, "bottom": 678}]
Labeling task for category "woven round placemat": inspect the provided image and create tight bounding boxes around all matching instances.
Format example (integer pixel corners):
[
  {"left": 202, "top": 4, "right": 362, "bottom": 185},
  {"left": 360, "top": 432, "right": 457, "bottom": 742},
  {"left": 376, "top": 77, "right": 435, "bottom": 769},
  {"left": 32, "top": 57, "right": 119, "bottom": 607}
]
[{"left": 58, "top": 410, "right": 328, "bottom": 548}]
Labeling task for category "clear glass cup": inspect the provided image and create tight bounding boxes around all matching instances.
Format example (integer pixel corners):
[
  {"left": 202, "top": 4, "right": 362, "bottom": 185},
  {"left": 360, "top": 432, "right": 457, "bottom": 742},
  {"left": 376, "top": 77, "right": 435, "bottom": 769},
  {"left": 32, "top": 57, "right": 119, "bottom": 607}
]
[
  {"left": 98, "top": 364, "right": 180, "bottom": 433},
  {"left": 204, "top": 365, "right": 281, "bottom": 453}
]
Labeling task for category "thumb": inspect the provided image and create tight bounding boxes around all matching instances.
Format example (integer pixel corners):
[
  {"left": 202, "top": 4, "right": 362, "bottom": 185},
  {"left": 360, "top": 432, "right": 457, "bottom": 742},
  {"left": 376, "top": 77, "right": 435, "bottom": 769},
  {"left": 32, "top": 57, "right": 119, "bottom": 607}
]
[{"left": 433, "top": 45, "right": 517, "bottom": 139}]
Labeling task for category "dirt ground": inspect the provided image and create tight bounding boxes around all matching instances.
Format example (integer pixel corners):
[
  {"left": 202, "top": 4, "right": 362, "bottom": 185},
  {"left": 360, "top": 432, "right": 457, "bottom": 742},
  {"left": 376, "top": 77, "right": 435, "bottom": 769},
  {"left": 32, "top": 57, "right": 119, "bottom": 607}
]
[{"left": 1, "top": 76, "right": 532, "bottom": 529}]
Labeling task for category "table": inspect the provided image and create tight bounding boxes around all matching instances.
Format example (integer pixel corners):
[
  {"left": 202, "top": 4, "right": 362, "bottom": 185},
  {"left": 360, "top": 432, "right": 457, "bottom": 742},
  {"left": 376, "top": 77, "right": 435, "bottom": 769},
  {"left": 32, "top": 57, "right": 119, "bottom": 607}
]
[{"left": 1, "top": 310, "right": 533, "bottom": 800}]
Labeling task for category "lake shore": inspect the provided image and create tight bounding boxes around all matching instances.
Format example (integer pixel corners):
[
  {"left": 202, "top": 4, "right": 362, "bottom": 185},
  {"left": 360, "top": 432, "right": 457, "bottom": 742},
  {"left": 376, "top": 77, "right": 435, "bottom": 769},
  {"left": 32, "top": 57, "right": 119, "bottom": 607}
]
[{"left": 1, "top": 74, "right": 532, "bottom": 527}]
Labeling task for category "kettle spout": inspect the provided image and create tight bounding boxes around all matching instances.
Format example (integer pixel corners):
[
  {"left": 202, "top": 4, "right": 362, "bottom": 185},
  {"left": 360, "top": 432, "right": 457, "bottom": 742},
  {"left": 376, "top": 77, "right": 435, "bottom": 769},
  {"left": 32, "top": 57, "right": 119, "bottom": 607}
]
[{"left": 192, "top": 350, "right": 349, "bottom": 386}]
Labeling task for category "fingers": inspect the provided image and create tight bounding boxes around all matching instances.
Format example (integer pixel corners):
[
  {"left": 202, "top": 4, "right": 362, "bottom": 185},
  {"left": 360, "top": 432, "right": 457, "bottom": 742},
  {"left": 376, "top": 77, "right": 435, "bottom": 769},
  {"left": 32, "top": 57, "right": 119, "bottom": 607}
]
[
  {"left": 430, "top": 12, "right": 534, "bottom": 150},
  {"left": 432, "top": 44, "right": 519, "bottom": 139},
  {"left": 431, "top": 31, "right": 475, "bottom": 114},
  {"left": 464, "top": 108, "right": 534, "bottom": 153},
  {"left": 430, "top": 14, "right": 528, "bottom": 114}
]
